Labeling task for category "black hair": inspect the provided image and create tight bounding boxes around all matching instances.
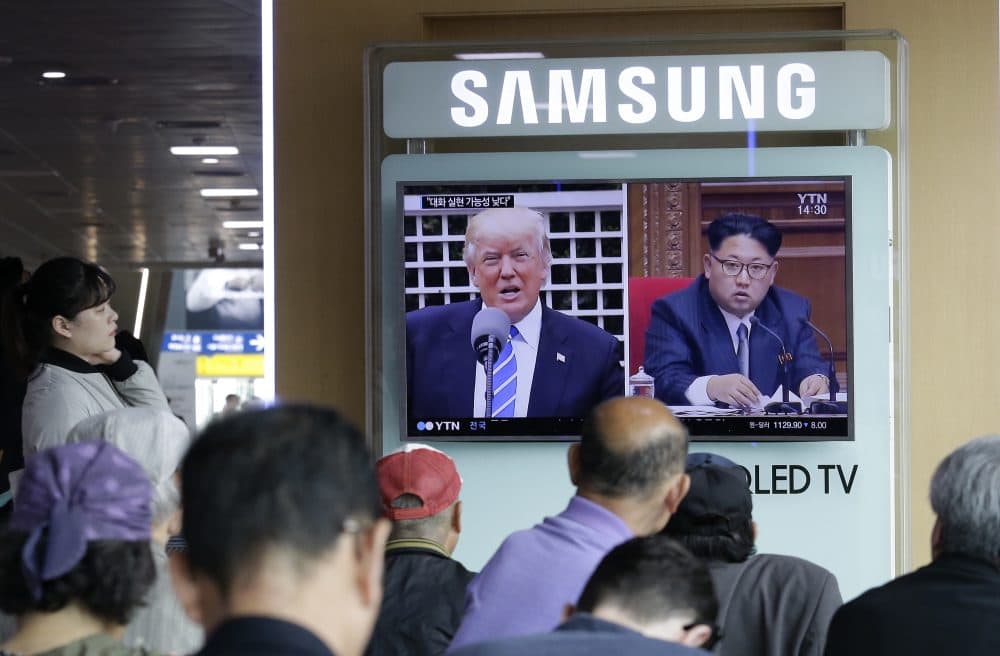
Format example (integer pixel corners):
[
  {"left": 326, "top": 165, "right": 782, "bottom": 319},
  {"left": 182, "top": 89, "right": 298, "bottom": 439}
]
[
  {"left": 181, "top": 404, "right": 380, "bottom": 597},
  {"left": 663, "top": 514, "right": 757, "bottom": 563},
  {"left": 577, "top": 535, "right": 717, "bottom": 629},
  {"left": 706, "top": 213, "right": 783, "bottom": 257},
  {"left": 1, "top": 256, "right": 116, "bottom": 379},
  {"left": 578, "top": 412, "right": 687, "bottom": 499},
  {"left": 0, "top": 533, "right": 155, "bottom": 625},
  {"left": 0, "top": 257, "right": 23, "bottom": 292}
]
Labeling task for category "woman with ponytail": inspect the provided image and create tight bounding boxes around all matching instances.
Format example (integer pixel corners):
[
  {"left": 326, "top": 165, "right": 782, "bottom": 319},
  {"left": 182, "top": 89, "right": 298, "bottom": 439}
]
[{"left": 1, "top": 257, "right": 170, "bottom": 464}]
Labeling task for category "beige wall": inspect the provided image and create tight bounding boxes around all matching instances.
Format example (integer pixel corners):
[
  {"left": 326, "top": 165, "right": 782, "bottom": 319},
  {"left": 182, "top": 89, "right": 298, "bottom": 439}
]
[{"left": 274, "top": 0, "right": 1000, "bottom": 570}]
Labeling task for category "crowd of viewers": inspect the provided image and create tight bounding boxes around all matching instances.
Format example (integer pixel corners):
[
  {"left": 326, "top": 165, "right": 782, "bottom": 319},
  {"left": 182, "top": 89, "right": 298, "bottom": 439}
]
[{"left": 0, "top": 254, "right": 998, "bottom": 655}]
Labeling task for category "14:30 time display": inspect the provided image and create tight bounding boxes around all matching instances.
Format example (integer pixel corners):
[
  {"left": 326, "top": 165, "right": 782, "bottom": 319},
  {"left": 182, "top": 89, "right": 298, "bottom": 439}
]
[{"left": 797, "top": 204, "right": 828, "bottom": 215}]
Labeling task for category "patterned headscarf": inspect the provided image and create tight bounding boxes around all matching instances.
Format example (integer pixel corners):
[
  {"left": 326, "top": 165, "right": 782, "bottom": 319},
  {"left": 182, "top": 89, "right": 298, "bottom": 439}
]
[{"left": 9, "top": 441, "right": 152, "bottom": 599}]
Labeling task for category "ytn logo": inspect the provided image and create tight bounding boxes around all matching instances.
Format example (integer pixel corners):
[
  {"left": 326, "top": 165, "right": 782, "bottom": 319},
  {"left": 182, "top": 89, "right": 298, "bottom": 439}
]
[{"left": 416, "top": 420, "right": 461, "bottom": 431}]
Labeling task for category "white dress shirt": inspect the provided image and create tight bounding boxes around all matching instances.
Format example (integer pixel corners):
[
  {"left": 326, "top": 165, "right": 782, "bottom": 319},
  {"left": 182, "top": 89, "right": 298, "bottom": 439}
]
[{"left": 473, "top": 299, "right": 542, "bottom": 418}]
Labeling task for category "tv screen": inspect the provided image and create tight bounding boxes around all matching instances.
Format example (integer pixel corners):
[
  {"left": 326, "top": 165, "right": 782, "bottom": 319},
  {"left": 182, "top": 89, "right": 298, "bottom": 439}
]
[{"left": 399, "top": 176, "right": 851, "bottom": 442}]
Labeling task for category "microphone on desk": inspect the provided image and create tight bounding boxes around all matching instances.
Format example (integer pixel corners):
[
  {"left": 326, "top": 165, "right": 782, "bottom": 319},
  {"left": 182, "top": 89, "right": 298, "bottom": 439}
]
[
  {"left": 471, "top": 307, "right": 511, "bottom": 417},
  {"left": 749, "top": 316, "right": 800, "bottom": 414},
  {"left": 799, "top": 317, "right": 846, "bottom": 414}
]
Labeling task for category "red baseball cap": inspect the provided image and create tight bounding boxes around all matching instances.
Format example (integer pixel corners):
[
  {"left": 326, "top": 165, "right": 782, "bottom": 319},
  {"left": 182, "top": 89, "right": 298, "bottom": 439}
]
[{"left": 376, "top": 444, "right": 462, "bottom": 520}]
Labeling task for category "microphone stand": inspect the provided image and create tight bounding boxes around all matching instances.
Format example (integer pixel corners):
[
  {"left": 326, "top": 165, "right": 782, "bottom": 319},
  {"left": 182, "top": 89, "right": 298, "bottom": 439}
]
[
  {"left": 750, "top": 317, "right": 800, "bottom": 414},
  {"left": 484, "top": 334, "right": 498, "bottom": 417},
  {"left": 765, "top": 350, "right": 800, "bottom": 415},
  {"left": 800, "top": 318, "right": 846, "bottom": 414}
]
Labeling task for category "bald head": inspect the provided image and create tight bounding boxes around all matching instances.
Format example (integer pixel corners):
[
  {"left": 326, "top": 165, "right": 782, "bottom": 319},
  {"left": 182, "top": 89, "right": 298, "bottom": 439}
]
[{"left": 577, "top": 397, "right": 688, "bottom": 499}]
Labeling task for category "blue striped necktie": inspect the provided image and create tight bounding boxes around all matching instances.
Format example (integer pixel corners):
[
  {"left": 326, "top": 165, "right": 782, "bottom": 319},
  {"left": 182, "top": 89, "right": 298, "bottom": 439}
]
[{"left": 491, "top": 326, "right": 518, "bottom": 418}]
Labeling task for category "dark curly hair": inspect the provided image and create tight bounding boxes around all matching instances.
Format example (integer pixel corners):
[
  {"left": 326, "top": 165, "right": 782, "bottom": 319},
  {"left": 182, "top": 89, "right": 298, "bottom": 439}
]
[{"left": 0, "top": 530, "right": 155, "bottom": 625}]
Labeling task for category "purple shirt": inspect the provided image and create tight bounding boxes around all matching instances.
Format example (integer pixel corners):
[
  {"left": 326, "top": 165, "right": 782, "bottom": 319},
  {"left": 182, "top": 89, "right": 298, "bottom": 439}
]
[{"left": 447, "top": 495, "right": 633, "bottom": 651}]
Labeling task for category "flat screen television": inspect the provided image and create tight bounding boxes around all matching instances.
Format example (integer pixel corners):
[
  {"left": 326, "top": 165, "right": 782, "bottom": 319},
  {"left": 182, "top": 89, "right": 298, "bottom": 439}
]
[{"left": 375, "top": 147, "right": 890, "bottom": 443}]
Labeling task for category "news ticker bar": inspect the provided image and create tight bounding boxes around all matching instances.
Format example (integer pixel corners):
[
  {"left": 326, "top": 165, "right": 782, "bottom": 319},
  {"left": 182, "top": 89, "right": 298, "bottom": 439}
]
[{"left": 407, "top": 415, "right": 849, "bottom": 442}]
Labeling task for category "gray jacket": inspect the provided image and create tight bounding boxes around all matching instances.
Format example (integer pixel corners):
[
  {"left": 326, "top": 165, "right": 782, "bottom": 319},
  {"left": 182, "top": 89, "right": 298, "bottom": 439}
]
[
  {"left": 710, "top": 553, "right": 842, "bottom": 656},
  {"left": 22, "top": 349, "right": 170, "bottom": 460}
]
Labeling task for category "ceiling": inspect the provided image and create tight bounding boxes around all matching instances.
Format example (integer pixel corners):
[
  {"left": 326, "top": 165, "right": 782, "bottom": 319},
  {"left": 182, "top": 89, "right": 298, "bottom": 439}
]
[{"left": 0, "top": 0, "right": 263, "bottom": 269}]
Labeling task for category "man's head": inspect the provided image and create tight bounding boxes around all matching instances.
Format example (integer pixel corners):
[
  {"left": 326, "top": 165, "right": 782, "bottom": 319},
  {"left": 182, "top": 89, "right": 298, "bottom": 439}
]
[
  {"left": 929, "top": 435, "right": 1000, "bottom": 565},
  {"left": 571, "top": 397, "right": 690, "bottom": 535},
  {"left": 663, "top": 452, "right": 756, "bottom": 563},
  {"left": 574, "top": 535, "right": 718, "bottom": 649},
  {"left": 376, "top": 444, "right": 463, "bottom": 554},
  {"left": 464, "top": 207, "right": 552, "bottom": 324},
  {"left": 175, "top": 405, "right": 390, "bottom": 656},
  {"left": 703, "top": 213, "right": 782, "bottom": 318},
  {"left": 224, "top": 393, "right": 240, "bottom": 408}
]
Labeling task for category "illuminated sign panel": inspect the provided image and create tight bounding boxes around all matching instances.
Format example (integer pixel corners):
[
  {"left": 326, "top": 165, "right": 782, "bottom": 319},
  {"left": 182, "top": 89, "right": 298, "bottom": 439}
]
[
  {"left": 384, "top": 51, "right": 890, "bottom": 137},
  {"left": 196, "top": 354, "right": 265, "bottom": 377}
]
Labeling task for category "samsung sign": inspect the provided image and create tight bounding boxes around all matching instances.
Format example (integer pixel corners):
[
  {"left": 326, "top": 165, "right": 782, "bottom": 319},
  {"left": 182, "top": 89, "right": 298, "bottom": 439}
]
[{"left": 383, "top": 51, "right": 890, "bottom": 137}]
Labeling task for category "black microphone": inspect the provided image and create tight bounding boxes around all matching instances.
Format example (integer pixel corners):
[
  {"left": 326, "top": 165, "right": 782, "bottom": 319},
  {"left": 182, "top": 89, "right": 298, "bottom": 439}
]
[
  {"left": 799, "top": 317, "right": 844, "bottom": 414},
  {"left": 470, "top": 307, "right": 511, "bottom": 418},
  {"left": 749, "top": 316, "right": 799, "bottom": 414},
  {"left": 470, "top": 307, "right": 510, "bottom": 366}
]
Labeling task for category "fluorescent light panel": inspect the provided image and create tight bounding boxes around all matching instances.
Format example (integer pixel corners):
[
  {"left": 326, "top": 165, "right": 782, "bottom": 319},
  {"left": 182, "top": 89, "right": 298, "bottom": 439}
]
[
  {"left": 42, "top": 71, "right": 66, "bottom": 79},
  {"left": 223, "top": 220, "right": 265, "bottom": 229},
  {"left": 133, "top": 267, "right": 150, "bottom": 338},
  {"left": 455, "top": 52, "right": 544, "bottom": 60},
  {"left": 201, "top": 157, "right": 220, "bottom": 164},
  {"left": 200, "top": 188, "right": 259, "bottom": 198},
  {"left": 261, "top": 0, "right": 275, "bottom": 401},
  {"left": 171, "top": 146, "right": 239, "bottom": 156},
  {"left": 238, "top": 243, "right": 262, "bottom": 251}
]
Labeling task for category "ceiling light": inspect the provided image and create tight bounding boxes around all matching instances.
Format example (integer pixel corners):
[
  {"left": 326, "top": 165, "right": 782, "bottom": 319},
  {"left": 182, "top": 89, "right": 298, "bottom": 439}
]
[
  {"left": 201, "top": 157, "right": 220, "bottom": 164},
  {"left": 223, "top": 220, "right": 264, "bottom": 229},
  {"left": 238, "top": 243, "right": 262, "bottom": 251},
  {"left": 247, "top": 231, "right": 261, "bottom": 237},
  {"left": 171, "top": 146, "right": 239, "bottom": 156},
  {"left": 42, "top": 71, "right": 66, "bottom": 79},
  {"left": 455, "top": 52, "right": 544, "bottom": 60},
  {"left": 201, "top": 188, "right": 258, "bottom": 198}
]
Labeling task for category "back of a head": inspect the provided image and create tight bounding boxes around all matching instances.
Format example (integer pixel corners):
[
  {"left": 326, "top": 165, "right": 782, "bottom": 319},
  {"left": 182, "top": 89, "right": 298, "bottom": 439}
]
[
  {"left": 1, "top": 256, "right": 116, "bottom": 378},
  {"left": 929, "top": 435, "right": 1000, "bottom": 565},
  {"left": 181, "top": 404, "right": 380, "bottom": 597},
  {"left": 66, "top": 408, "right": 191, "bottom": 526},
  {"left": 576, "top": 535, "right": 717, "bottom": 630},
  {"left": 706, "top": 213, "right": 783, "bottom": 257},
  {"left": 578, "top": 396, "right": 688, "bottom": 500},
  {"left": 376, "top": 444, "right": 462, "bottom": 542},
  {"left": 0, "top": 442, "right": 154, "bottom": 625},
  {"left": 663, "top": 452, "right": 756, "bottom": 563}
]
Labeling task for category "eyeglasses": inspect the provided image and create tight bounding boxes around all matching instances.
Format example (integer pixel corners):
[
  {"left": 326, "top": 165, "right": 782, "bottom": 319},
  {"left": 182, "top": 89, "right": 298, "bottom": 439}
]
[{"left": 709, "top": 253, "right": 775, "bottom": 280}]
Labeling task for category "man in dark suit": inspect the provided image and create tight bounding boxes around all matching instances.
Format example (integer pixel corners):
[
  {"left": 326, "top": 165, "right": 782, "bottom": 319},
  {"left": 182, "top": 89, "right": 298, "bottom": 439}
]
[
  {"left": 448, "top": 535, "right": 718, "bottom": 656},
  {"left": 644, "top": 214, "right": 828, "bottom": 407},
  {"left": 406, "top": 207, "right": 623, "bottom": 419},
  {"left": 824, "top": 435, "right": 1000, "bottom": 656}
]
